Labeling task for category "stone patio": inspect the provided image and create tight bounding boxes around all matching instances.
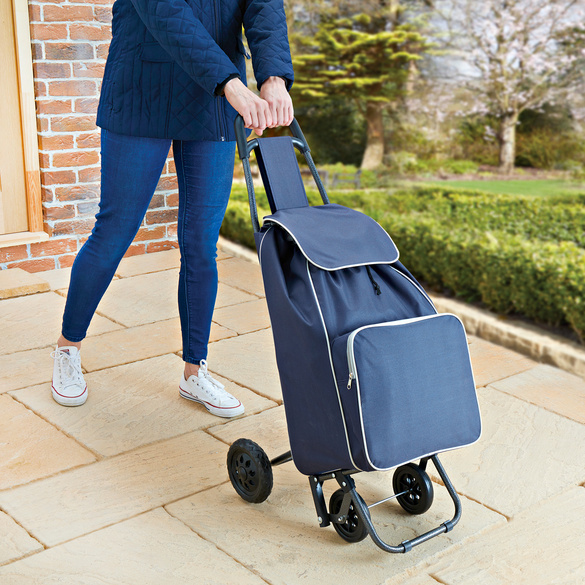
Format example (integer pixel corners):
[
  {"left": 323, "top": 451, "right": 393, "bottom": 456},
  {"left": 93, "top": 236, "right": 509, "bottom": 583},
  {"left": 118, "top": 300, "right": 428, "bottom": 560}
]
[{"left": 1, "top": 243, "right": 584, "bottom": 584}]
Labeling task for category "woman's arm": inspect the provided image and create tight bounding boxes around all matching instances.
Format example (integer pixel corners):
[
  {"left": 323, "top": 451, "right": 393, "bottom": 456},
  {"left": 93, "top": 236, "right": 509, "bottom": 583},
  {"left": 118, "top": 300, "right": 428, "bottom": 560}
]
[
  {"left": 128, "top": 0, "right": 240, "bottom": 96},
  {"left": 243, "top": 0, "right": 295, "bottom": 91}
]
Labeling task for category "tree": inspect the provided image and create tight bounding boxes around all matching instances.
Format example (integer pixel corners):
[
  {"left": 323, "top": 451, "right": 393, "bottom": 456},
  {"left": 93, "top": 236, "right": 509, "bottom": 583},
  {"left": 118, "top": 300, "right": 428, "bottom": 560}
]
[
  {"left": 291, "top": 3, "right": 431, "bottom": 169},
  {"left": 435, "top": 0, "right": 585, "bottom": 173}
]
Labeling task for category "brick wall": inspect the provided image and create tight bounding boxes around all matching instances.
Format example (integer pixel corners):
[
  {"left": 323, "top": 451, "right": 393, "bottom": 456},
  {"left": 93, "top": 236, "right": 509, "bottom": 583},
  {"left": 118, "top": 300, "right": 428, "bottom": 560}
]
[{"left": 0, "top": 0, "right": 179, "bottom": 272}]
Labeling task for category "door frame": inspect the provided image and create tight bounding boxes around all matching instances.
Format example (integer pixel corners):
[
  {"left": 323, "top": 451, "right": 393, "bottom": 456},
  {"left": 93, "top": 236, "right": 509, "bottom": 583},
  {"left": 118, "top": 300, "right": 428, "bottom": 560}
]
[{"left": 0, "top": 0, "right": 45, "bottom": 248}]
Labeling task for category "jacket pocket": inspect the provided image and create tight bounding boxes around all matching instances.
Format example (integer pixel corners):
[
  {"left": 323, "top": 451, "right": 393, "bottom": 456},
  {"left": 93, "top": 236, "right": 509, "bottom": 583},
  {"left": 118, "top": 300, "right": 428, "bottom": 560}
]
[
  {"left": 140, "top": 41, "right": 174, "bottom": 62},
  {"left": 332, "top": 314, "right": 481, "bottom": 471}
]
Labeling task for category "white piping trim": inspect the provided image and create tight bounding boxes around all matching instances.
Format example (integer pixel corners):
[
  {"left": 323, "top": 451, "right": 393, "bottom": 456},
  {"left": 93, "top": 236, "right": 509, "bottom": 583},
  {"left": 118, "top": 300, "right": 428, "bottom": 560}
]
[
  {"left": 265, "top": 217, "right": 399, "bottom": 271},
  {"left": 348, "top": 313, "right": 482, "bottom": 471},
  {"left": 306, "top": 259, "right": 361, "bottom": 472},
  {"left": 388, "top": 264, "right": 437, "bottom": 312},
  {"left": 257, "top": 226, "right": 272, "bottom": 266}
]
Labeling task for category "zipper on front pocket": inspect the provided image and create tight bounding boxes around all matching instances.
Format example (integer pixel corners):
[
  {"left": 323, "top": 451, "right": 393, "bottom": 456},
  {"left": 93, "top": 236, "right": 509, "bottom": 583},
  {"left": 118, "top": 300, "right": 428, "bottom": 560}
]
[
  {"left": 346, "top": 330, "right": 359, "bottom": 389},
  {"left": 212, "top": 0, "right": 226, "bottom": 141}
]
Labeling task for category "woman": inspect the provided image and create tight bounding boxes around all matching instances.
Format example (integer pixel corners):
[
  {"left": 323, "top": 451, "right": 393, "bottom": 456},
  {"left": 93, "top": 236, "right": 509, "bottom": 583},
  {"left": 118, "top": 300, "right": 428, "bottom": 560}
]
[{"left": 50, "top": 0, "right": 294, "bottom": 417}]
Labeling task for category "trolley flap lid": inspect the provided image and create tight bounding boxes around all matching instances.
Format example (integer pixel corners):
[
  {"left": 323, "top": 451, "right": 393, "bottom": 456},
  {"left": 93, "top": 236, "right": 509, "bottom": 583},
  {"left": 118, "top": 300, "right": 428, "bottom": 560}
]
[{"left": 262, "top": 203, "right": 399, "bottom": 270}]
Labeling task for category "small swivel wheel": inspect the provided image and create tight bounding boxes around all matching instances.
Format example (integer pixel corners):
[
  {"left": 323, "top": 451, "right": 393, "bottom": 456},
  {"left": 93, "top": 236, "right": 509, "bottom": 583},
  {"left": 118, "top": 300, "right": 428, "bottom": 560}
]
[
  {"left": 329, "top": 489, "right": 368, "bottom": 543},
  {"left": 392, "top": 463, "right": 434, "bottom": 515},
  {"left": 227, "top": 439, "right": 273, "bottom": 503}
]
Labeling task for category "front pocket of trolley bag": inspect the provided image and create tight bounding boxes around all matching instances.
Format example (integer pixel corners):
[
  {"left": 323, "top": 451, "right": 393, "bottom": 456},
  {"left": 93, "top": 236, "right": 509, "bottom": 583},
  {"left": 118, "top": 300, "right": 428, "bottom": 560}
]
[{"left": 333, "top": 314, "right": 482, "bottom": 472}]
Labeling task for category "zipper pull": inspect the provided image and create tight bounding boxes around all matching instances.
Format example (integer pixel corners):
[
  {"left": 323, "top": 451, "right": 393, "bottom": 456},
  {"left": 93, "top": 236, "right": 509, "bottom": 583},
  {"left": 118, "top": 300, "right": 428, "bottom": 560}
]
[{"left": 347, "top": 373, "right": 354, "bottom": 389}]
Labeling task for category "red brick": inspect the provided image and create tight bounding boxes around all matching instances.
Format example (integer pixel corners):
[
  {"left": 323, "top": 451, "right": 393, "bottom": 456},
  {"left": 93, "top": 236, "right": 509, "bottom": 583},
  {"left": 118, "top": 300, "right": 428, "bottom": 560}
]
[
  {"left": 29, "top": 4, "right": 41, "bottom": 21},
  {"left": 0, "top": 245, "right": 28, "bottom": 264},
  {"left": 147, "top": 194, "right": 165, "bottom": 209},
  {"left": 123, "top": 243, "right": 145, "bottom": 258},
  {"left": 34, "top": 62, "right": 71, "bottom": 79},
  {"left": 51, "top": 115, "right": 96, "bottom": 132},
  {"left": 7, "top": 258, "right": 56, "bottom": 273},
  {"left": 38, "top": 117, "right": 49, "bottom": 132},
  {"left": 166, "top": 192, "right": 179, "bottom": 207},
  {"left": 51, "top": 218, "right": 96, "bottom": 236},
  {"left": 147, "top": 241, "right": 179, "bottom": 253},
  {"left": 43, "top": 204, "right": 77, "bottom": 221},
  {"left": 96, "top": 43, "right": 111, "bottom": 59},
  {"left": 53, "top": 150, "right": 100, "bottom": 168},
  {"left": 36, "top": 99, "right": 73, "bottom": 115},
  {"left": 57, "top": 254, "right": 77, "bottom": 268},
  {"left": 78, "top": 167, "right": 101, "bottom": 182},
  {"left": 146, "top": 209, "right": 178, "bottom": 224},
  {"left": 70, "top": 24, "right": 111, "bottom": 41},
  {"left": 48, "top": 80, "right": 97, "bottom": 97},
  {"left": 167, "top": 159, "right": 176, "bottom": 173},
  {"left": 39, "top": 134, "right": 75, "bottom": 151},
  {"left": 94, "top": 7, "right": 113, "bottom": 23},
  {"left": 35, "top": 81, "right": 47, "bottom": 97},
  {"left": 45, "top": 43, "right": 94, "bottom": 61},
  {"left": 155, "top": 176, "right": 178, "bottom": 191},
  {"left": 55, "top": 184, "right": 100, "bottom": 201},
  {"left": 42, "top": 187, "right": 54, "bottom": 203},
  {"left": 30, "top": 238, "right": 77, "bottom": 257},
  {"left": 133, "top": 225, "right": 166, "bottom": 242},
  {"left": 30, "top": 23, "right": 67, "bottom": 41},
  {"left": 73, "top": 62, "right": 105, "bottom": 78},
  {"left": 39, "top": 152, "right": 51, "bottom": 169},
  {"left": 42, "top": 170, "right": 76, "bottom": 185},
  {"left": 31, "top": 42, "right": 44, "bottom": 60},
  {"left": 43, "top": 5, "right": 94, "bottom": 22},
  {"left": 167, "top": 224, "right": 177, "bottom": 238},
  {"left": 74, "top": 97, "right": 99, "bottom": 114},
  {"left": 76, "top": 132, "right": 100, "bottom": 149}
]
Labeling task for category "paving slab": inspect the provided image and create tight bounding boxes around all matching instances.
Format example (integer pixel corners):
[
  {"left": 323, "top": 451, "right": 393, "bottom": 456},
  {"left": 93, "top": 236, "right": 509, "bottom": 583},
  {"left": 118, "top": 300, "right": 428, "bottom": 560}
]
[
  {"left": 78, "top": 318, "right": 235, "bottom": 372},
  {"left": 167, "top": 463, "right": 504, "bottom": 585},
  {"left": 208, "top": 404, "right": 289, "bottom": 456},
  {"left": 0, "top": 292, "right": 122, "bottom": 355},
  {"left": 429, "top": 387, "right": 585, "bottom": 518},
  {"left": 0, "top": 507, "right": 266, "bottom": 584},
  {"left": 0, "top": 430, "right": 227, "bottom": 547},
  {"left": 94, "top": 269, "right": 255, "bottom": 328},
  {"left": 212, "top": 297, "right": 271, "bottom": 335},
  {"left": 0, "top": 346, "right": 54, "bottom": 393},
  {"left": 35, "top": 267, "right": 72, "bottom": 291},
  {"left": 217, "top": 256, "right": 265, "bottom": 297},
  {"left": 0, "top": 512, "right": 43, "bottom": 567},
  {"left": 0, "top": 395, "right": 95, "bottom": 490},
  {"left": 0, "top": 268, "right": 50, "bottom": 299},
  {"left": 489, "top": 364, "right": 585, "bottom": 424},
  {"left": 206, "top": 328, "right": 281, "bottom": 402},
  {"left": 11, "top": 354, "right": 274, "bottom": 457},
  {"left": 425, "top": 487, "right": 585, "bottom": 585},
  {"left": 468, "top": 336, "right": 536, "bottom": 387},
  {"left": 115, "top": 247, "right": 181, "bottom": 278}
]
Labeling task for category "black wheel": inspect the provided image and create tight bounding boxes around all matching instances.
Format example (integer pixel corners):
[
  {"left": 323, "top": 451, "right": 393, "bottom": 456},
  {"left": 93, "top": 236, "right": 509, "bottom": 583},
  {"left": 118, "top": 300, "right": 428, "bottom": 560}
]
[
  {"left": 227, "top": 439, "right": 273, "bottom": 503},
  {"left": 392, "top": 463, "right": 434, "bottom": 515},
  {"left": 329, "top": 489, "right": 368, "bottom": 543}
]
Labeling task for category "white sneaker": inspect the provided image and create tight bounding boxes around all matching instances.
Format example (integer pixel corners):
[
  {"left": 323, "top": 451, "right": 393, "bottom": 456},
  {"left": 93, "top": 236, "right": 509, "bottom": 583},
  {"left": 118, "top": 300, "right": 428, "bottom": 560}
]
[
  {"left": 179, "top": 359, "right": 244, "bottom": 418},
  {"left": 50, "top": 346, "right": 87, "bottom": 407}
]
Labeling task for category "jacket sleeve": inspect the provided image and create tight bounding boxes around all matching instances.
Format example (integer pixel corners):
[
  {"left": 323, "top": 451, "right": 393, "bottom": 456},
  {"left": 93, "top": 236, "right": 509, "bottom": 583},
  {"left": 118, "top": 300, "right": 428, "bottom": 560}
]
[
  {"left": 129, "top": 0, "right": 240, "bottom": 96},
  {"left": 243, "top": 0, "right": 294, "bottom": 91}
]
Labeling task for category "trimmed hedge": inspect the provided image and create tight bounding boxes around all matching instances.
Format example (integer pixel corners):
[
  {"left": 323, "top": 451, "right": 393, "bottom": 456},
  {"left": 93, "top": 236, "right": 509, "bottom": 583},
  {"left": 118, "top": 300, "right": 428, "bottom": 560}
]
[{"left": 222, "top": 184, "right": 585, "bottom": 341}]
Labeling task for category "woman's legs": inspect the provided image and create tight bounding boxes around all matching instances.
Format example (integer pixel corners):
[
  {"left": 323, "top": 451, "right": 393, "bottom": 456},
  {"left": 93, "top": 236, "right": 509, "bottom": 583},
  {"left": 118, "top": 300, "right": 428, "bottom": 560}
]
[
  {"left": 173, "top": 139, "right": 236, "bottom": 372},
  {"left": 60, "top": 129, "right": 171, "bottom": 343}
]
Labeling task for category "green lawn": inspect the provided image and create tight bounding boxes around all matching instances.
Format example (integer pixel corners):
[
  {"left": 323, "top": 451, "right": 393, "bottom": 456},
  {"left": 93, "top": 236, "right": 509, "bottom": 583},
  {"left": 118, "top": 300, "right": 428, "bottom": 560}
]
[{"left": 423, "top": 179, "right": 585, "bottom": 197}]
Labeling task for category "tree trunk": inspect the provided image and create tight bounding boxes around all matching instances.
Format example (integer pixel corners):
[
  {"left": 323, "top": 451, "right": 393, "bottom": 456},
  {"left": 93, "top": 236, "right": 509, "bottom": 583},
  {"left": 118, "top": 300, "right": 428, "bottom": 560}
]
[
  {"left": 361, "top": 101, "right": 385, "bottom": 170},
  {"left": 498, "top": 112, "right": 518, "bottom": 174}
]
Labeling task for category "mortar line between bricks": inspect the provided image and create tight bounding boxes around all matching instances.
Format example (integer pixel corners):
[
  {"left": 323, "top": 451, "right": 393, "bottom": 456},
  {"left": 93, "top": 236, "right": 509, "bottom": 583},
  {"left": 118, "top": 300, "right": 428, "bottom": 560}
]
[
  {"left": 5, "top": 393, "right": 104, "bottom": 462},
  {"left": 162, "top": 505, "right": 275, "bottom": 585}
]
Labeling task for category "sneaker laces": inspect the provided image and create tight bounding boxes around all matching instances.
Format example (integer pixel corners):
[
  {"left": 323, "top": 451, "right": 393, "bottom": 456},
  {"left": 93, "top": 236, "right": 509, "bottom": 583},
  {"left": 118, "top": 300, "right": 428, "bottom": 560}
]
[
  {"left": 51, "top": 348, "right": 84, "bottom": 387},
  {"left": 198, "top": 359, "right": 225, "bottom": 390}
]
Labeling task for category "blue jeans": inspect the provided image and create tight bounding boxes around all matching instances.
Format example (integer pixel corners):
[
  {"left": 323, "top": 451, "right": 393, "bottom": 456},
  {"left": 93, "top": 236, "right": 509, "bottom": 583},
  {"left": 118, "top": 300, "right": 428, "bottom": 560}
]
[{"left": 61, "top": 129, "right": 236, "bottom": 364}]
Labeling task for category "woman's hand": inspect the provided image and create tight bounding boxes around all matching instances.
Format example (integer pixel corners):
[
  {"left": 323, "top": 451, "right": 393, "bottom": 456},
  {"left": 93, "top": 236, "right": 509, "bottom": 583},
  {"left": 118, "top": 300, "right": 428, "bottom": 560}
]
[
  {"left": 224, "top": 78, "right": 272, "bottom": 136},
  {"left": 260, "top": 76, "right": 294, "bottom": 128}
]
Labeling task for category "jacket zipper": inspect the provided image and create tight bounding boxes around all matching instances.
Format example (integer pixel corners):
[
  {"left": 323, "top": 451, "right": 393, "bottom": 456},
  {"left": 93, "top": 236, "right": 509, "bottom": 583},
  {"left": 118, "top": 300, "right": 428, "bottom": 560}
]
[{"left": 213, "top": 0, "right": 226, "bottom": 141}]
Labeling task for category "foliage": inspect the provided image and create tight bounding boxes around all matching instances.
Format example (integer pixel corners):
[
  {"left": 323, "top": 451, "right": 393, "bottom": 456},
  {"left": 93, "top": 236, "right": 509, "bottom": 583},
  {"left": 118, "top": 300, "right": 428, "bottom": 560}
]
[{"left": 222, "top": 183, "right": 585, "bottom": 340}]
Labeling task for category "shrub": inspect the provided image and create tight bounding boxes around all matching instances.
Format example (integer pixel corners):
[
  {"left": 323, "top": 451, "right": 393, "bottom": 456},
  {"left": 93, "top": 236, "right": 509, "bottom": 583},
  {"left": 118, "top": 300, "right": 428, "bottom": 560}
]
[{"left": 222, "top": 183, "right": 585, "bottom": 341}]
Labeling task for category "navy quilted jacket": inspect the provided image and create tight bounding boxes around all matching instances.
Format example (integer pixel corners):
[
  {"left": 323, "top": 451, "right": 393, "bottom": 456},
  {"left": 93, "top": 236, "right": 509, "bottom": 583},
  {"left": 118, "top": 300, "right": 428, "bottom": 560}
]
[{"left": 96, "top": 0, "right": 294, "bottom": 141}]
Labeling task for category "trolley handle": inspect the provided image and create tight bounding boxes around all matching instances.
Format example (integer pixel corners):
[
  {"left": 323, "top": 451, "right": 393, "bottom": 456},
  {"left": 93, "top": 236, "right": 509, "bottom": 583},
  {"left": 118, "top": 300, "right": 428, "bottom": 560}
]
[{"left": 234, "top": 115, "right": 329, "bottom": 234}]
